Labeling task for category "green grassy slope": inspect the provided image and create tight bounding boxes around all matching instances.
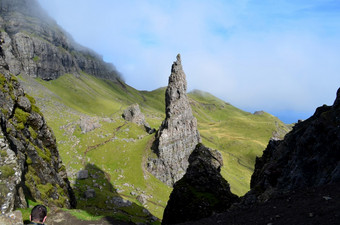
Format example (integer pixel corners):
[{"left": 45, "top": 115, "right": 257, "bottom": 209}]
[
  {"left": 18, "top": 73, "right": 290, "bottom": 222},
  {"left": 188, "top": 90, "right": 290, "bottom": 195}
]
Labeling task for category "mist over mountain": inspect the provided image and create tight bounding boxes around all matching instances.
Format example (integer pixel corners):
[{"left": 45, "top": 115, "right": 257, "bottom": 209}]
[
  {"left": 0, "top": 0, "right": 121, "bottom": 81},
  {"left": 0, "top": 0, "right": 338, "bottom": 224}
]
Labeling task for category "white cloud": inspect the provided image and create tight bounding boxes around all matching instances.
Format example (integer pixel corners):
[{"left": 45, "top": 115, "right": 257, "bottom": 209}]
[{"left": 37, "top": 0, "right": 340, "bottom": 123}]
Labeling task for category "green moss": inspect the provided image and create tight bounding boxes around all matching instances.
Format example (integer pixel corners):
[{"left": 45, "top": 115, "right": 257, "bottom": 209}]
[
  {"left": 25, "top": 94, "right": 36, "bottom": 105},
  {"left": 33, "top": 144, "right": 51, "bottom": 163},
  {"left": 37, "top": 183, "right": 54, "bottom": 199},
  {"left": 33, "top": 56, "right": 40, "bottom": 62},
  {"left": 1, "top": 108, "right": 9, "bottom": 116},
  {"left": 0, "top": 150, "right": 7, "bottom": 157},
  {"left": 15, "top": 122, "right": 25, "bottom": 130},
  {"left": 0, "top": 165, "right": 15, "bottom": 178},
  {"left": 26, "top": 156, "right": 33, "bottom": 165},
  {"left": 0, "top": 73, "right": 6, "bottom": 86},
  {"left": 29, "top": 126, "right": 38, "bottom": 139},
  {"left": 10, "top": 75, "right": 18, "bottom": 82},
  {"left": 14, "top": 108, "right": 30, "bottom": 124}
]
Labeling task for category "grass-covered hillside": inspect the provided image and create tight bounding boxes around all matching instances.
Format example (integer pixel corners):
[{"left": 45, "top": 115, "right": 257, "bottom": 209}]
[{"left": 18, "top": 73, "right": 290, "bottom": 222}]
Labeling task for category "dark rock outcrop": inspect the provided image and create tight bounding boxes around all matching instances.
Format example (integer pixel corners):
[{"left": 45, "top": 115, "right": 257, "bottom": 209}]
[
  {"left": 248, "top": 87, "right": 340, "bottom": 202},
  {"left": 0, "top": 65, "right": 76, "bottom": 213},
  {"left": 0, "top": 0, "right": 120, "bottom": 81},
  {"left": 147, "top": 54, "right": 201, "bottom": 186},
  {"left": 162, "top": 144, "right": 239, "bottom": 224}
]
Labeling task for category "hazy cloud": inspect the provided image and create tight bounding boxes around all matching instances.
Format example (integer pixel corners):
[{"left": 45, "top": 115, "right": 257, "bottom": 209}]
[{"left": 37, "top": 0, "right": 340, "bottom": 123}]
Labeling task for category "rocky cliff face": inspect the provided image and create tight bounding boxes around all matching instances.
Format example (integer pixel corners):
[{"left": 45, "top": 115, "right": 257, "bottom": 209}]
[
  {"left": 162, "top": 144, "right": 239, "bottom": 224},
  {"left": 0, "top": 0, "right": 120, "bottom": 81},
  {"left": 0, "top": 53, "right": 76, "bottom": 212},
  {"left": 248, "top": 87, "right": 340, "bottom": 202},
  {"left": 147, "top": 54, "right": 201, "bottom": 186}
]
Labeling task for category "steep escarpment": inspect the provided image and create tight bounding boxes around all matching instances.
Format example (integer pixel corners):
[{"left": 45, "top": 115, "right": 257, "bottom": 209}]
[
  {"left": 0, "top": 60, "right": 76, "bottom": 212},
  {"left": 162, "top": 144, "right": 239, "bottom": 224},
  {"left": 0, "top": 0, "right": 120, "bottom": 81},
  {"left": 249, "top": 88, "right": 340, "bottom": 202},
  {"left": 147, "top": 54, "right": 201, "bottom": 186}
]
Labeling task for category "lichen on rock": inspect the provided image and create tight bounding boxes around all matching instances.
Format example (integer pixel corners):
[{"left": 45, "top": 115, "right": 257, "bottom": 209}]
[{"left": 0, "top": 68, "right": 76, "bottom": 213}]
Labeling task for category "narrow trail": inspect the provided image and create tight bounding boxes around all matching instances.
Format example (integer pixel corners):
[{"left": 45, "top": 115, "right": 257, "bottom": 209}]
[
  {"left": 224, "top": 151, "right": 253, "bottom": 172},
  {"left": 82, "top": 122, "right": 127, "bottom": 166}
]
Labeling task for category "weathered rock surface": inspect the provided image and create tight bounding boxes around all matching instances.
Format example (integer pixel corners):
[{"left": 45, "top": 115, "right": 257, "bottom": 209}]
[
  {"left": 0, "top": 210, "right": 23, "bottom": 225},
  {"left": 0, "top": 0, "right": 120, "bottom": 81},
  {"left": 79, "top": 117, "right": 101, "bottom": 134},
  {"left": 147, "top": 54, "right": 201, "bottom": 186},
  {"left": 162, "top": 144, "right": 239, "bottom": 224},
  {"left": 248, "top": 87, "right": 340, "bottom": 203},
  {"left": 122, "top": 103, "right": 153, "bottom": 133},
  {"left": 0, "top": 64, "right": 76, "bottom": 212}
]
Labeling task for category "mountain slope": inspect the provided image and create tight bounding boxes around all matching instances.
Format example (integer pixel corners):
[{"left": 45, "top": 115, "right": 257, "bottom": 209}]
[
  {"left": 18, "top": 72, "right": 290, "bottom": 220},
  {"left": 0, "top": 0, "right": 120, "bottom": 81}
]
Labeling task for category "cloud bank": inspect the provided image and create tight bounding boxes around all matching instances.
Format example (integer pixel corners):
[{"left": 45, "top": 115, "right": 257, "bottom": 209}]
[{"left": 37, "top": 0, "right": 340, "bottom": 123}]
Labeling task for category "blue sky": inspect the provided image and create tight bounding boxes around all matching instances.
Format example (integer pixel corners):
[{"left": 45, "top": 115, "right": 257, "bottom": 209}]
[{"left": 37, "top": 0, "right": 340, "bottom": 123}]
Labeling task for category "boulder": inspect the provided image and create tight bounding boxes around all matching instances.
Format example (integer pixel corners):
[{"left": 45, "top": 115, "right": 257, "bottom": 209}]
[
  {"left": 162, "top": 144, "right": 239, "bottom": 224},
  {"left": 76, "top": 170, "right": 89, "bottom": 180},
  {"left": 122, "top": 104, "right": 152, "bottom": 132}
]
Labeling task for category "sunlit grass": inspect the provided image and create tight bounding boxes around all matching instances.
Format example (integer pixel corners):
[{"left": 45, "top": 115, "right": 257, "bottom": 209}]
[{"left": 18, "top": 73, "right": 290, "bottom": 222}]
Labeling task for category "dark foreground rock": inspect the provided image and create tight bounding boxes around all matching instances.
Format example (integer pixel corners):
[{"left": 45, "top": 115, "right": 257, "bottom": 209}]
[
  {"left": 162, "top": 144, "right": 239, "bottom": 224},
  {"left": 147, "top": 54, "right": 201, "bottom": 186},
  {"left": 249, "top": 87, "right": 340, "bottom": 203},
  {"left": 0, "top": 65, "right": 76, "bottom": 212},
  {"left": 179, "top": 181, "right": 340, "bottom": 225},
  {"left": 176, "top": 87, "right": 340, "bottom": 224}
]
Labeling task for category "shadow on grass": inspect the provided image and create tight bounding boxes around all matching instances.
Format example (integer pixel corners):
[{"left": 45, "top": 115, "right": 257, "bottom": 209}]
[{"left": 74, "top": 163, "right": 159, "bottom": 225}]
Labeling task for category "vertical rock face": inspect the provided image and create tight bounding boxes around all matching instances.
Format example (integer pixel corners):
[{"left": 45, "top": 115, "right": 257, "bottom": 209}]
[
  {"left": 0, "top": 0, "right": 120, "bottom": 81},
  {"left": 249, "top": 87, "right": 340, "bottom": 202},
  {"left": 147, "top": 54, "right": 201, "bottom": 186},
  {"left": 0, "top": 64, "right": 76, "bottom": 213},
  {"left": 162, "top": 144, "right": 239, "bottom": 224}
]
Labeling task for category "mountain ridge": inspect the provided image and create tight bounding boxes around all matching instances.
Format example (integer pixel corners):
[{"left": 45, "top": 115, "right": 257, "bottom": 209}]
[{"left": 0, "top": 0, "right": 293, "bottom": 223}]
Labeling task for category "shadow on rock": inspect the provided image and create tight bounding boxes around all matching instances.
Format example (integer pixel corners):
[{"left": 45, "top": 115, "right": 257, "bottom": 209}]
[{"left": 72, "top": 163, "right": 158, "bottom": 224}]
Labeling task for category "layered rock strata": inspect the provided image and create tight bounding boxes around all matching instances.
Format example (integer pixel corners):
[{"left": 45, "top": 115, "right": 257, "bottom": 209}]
[
  {"left": 147, "top": 54, "right": 201, "bottom": 186},
  {"left": 0, "top": 0, "right": 120, "bottom": 81},
  {"left": 0, "top": 64, "right": 76, "bottom": 212},
  {"left": 162, "top": 144, "right": 239, "bottom": 224}
]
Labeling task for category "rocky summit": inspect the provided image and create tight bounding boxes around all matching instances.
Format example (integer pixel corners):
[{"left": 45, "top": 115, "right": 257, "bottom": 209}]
[
  {"left": 0, "top": 0, "right": 120, "bottom": 81},
  {"left": 162, "top": 144, "right": 239, "bottom": 224},
  {"left": 147, "top": 54, "right": 201, "bottom": 186},
  {"left": 0, "top": 51, "right": 76, "bottom": 212}
]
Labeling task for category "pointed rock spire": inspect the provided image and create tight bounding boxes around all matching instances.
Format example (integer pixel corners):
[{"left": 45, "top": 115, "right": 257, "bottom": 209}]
[{"left": 147, "top": 54, "right": 201, "bottom": 186}]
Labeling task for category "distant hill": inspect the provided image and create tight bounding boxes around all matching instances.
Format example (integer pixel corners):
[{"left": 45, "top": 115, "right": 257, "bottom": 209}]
[{"left": 0, "top": 0, "right": 291, "bottom": 223}]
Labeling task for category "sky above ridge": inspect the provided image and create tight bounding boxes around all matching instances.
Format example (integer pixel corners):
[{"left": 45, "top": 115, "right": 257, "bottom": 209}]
[{"left": 37, "top": 0, "right": 340, "bottom": 124}]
